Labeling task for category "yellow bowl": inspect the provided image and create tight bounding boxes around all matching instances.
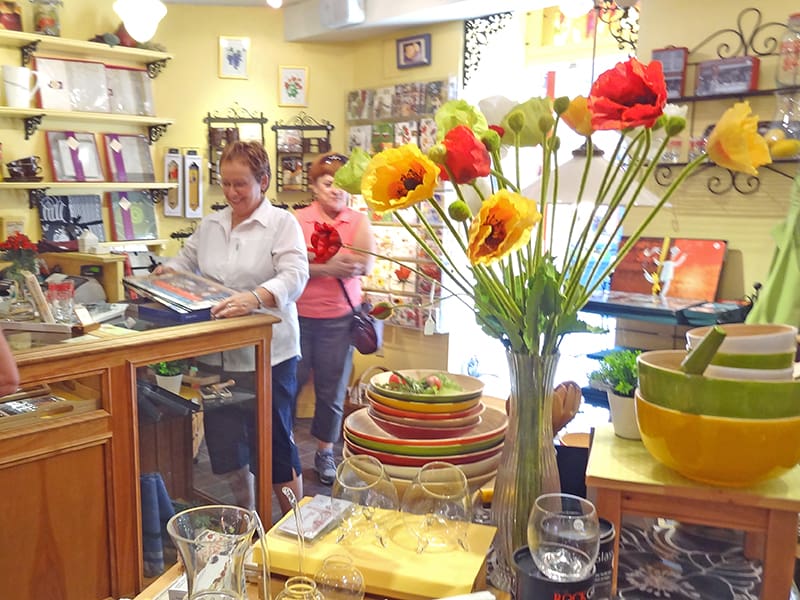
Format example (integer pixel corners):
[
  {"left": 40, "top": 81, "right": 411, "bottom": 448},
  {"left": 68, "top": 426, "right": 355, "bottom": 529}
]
[
  {"left": 367, "top": 388, "right": 482, "bottom": 414},
  {"left": 635, "top": 391, "right": 800, "bottom": 487}
]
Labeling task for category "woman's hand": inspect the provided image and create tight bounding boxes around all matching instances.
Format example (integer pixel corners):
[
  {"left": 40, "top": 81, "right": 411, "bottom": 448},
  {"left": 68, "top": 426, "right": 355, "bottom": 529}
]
[
  {"left": 323, "top": 254, "right": 366, "bottom": 279},
  {"left": 211, "top": 290, "right": 263, "bottom": 319},
  {"left": 151, "top": 264, "right": 175, "bottom": 276}
]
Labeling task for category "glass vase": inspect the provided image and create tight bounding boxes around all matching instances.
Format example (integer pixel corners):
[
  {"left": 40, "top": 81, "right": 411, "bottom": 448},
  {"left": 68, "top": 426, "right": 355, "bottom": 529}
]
[
  {"left": 490, "top": 351, "right": 561, "bottom": 591},
  {"left": 31, "top": 0, "right": 62, "bottom": 36}
]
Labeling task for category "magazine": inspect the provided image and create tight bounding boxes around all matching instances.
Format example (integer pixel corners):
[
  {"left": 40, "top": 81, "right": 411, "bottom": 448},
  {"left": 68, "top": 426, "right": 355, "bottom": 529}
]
[{"left": 123, "top": 271, "right": 235, "bottom": 313}]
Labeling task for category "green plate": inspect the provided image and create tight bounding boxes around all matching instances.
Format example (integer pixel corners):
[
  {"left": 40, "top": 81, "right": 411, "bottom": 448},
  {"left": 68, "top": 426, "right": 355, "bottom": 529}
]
[
  {"left": 344, "top": 429, "right": 504, "bottom": 457},
  {"left": 369, "top": 369, "right": 484, "bottom": 402}
]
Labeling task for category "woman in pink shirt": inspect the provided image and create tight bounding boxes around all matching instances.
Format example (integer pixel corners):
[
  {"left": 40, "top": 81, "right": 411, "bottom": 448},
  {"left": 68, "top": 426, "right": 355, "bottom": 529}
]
[{"left": 294, "top": 152, "right": 375, "bottom": 485}]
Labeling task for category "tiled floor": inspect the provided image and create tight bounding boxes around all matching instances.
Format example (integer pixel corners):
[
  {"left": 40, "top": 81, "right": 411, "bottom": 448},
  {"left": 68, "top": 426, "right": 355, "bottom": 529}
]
[{"left": 192, "top": 416, "right": 342, "bottom": 524}]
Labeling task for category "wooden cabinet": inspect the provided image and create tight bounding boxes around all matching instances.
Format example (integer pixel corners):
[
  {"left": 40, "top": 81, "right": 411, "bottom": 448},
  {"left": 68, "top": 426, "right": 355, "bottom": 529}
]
[{"left": 0, "top": 314, "right": 277, "bottom": 600}]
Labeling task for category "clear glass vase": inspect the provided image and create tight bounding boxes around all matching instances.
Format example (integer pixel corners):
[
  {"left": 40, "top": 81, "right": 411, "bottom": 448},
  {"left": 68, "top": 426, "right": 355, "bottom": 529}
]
[
  {"left": 490, "top": 351, "right": 561, "bottom": 592},
  {"left": 30, "top": 0, "right": 62, "bottom": 36}
]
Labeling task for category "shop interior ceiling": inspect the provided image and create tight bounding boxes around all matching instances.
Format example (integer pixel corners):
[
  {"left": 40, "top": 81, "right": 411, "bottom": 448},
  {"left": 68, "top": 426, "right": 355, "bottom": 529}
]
[{"left": 163, "top": 0, "right": 557, "bottom": 41}]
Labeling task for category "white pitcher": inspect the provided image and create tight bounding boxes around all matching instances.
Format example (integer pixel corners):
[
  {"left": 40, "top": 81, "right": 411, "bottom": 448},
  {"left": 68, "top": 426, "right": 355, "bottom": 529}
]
[{"left": 3, "top": 65, "right": 41, "bottom": 108}]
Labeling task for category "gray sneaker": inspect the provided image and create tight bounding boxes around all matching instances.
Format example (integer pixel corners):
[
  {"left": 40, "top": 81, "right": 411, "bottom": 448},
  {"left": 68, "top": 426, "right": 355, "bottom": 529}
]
[{"left": 314, "top": 451, "right": 337, "bottom": 485}]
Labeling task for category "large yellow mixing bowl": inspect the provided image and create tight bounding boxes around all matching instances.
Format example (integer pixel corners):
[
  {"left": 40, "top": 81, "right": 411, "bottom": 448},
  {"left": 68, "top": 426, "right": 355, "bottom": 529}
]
[{"left": 635, "top": 391, "right": 800, "bottom": 487}]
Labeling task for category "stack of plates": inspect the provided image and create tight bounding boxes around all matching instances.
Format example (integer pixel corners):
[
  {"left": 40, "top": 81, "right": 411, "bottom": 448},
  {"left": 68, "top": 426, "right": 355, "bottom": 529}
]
[{"left": 343, "top": 369, "right": 507, "bottom": 493}]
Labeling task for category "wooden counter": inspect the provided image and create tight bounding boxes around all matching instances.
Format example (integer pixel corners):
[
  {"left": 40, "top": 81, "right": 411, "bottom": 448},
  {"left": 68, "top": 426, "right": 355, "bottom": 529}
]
[{"left": 0, "top": 314, "right": 277, "bottom": 600}]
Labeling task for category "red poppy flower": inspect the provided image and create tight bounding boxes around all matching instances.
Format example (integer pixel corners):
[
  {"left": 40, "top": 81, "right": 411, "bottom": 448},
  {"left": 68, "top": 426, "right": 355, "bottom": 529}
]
[
  {"left": 588, "top": 58, "right": 667, "bottom": 130},
  {"left": 308, "top": 222, "right": 341, "bottom": 263},
  {"left": 395, "top": 265, "right": 412, "bottom": 282},
  {"left": 440, "top": 125, "right": 491, "bottom": 184},
  {"left": 489, "top": 124, "right": 505, "bottom": 138}
]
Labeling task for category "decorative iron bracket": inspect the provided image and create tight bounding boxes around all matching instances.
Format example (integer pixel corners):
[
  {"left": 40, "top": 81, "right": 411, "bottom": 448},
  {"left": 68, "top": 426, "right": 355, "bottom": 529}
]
[
  {"left": 27, "top": 187, "right": 48, "bottom": 209},
  {"left": 596, "top": 2, "right": 640, "bottom": 54},
  {"left": 20, "top": 41, "right": 39, "bottom": 66},
  {"left": 462, "top": 12, "right": 513, "bottom": 88},
  {"left": 204, "top": 104, "right": 269, "bottom": 184},
  {"left": 23, "top": 115, "right": 44, "bottom": 140},
  {"left": 146, "top": 189, "right": 167, "bottom": 204},
  {"left": 146, "top": 58, "right": 170, "bottom": 79},
  {"left": 654, "top": 163, "right": 762, "bottom": 195},
  {"left": 271, "top": 111, "right": 333, "bottom": 131},
  {"left": 689, "top": 7, "right": 789, "bottom": 59},
  {"left": 148, "top": 124, "right": 170, "bottom": 144}
]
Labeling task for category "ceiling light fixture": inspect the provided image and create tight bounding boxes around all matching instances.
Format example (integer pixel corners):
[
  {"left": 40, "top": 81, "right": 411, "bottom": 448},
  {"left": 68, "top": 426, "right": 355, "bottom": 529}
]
[
  {"left": 266, "top": 0, "right": 283, "bottom": 8},
  {"left": 113, "top": 0, "right": 167, "bottom": 43}
]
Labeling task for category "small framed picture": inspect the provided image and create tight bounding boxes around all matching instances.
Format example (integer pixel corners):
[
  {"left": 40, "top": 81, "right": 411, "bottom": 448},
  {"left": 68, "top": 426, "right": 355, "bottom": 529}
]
[
  {"left": 396, "top": 34, "right": 431, "bottom": 69},
  {"left": 652, "top": 46, "right": 688, "bottom": 99},
  {"left": 45, "top": 130, "right": 104, "bottom": 182},
  {"left": 219, "top": 36, "right": 250, "bottom": 79},
  {"left": 108, "top": 191, "right": 159, "bottom": 241},
  {"left": 695, "top": 56, "right": 760, "bottom": 97},
  {"left": 103, "top": 133, "right": 155, "bottom": 183},
  {"left": 278, "top": 66, "right": 308, "bottom": 107},
  {"left": 163, "top": 148, "right": 183, "bottom": 217}
]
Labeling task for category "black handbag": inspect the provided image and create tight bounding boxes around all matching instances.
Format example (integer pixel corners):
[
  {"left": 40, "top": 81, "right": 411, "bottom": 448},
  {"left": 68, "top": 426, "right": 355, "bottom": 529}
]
[{"left": 337, "top": 279, "right": 384, "bottom": 354}]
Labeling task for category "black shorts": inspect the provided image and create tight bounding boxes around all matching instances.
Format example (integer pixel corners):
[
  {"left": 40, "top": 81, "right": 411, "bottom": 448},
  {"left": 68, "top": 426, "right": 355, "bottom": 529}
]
[{"left": 202, "top": 357, "right": 301, "bottom": 484}]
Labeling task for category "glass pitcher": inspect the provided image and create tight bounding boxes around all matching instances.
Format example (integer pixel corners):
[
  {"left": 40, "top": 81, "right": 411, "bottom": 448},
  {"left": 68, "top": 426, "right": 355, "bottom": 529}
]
[
  {"left": 167, "top": 504, "right": 269, "bottom": 600},
  {"left": 30, "top": 0, "right": 62, "bottom": 36}
]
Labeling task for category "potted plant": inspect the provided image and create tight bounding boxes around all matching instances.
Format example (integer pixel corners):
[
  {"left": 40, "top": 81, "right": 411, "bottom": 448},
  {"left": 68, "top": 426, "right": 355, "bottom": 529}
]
[
  {"left": 150, "top": 360, "right": 186, "bottom": 394},
  {"left": 589, "top": 349, "right": 641, "bottom": 439}
]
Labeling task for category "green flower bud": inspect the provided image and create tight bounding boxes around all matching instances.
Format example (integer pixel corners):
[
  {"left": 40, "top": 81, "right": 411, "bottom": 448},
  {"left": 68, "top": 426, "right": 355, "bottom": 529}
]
[
  {"left": 547, "top": 136, "right": 561, "bottom": 152},
  {"left": 665, "top": 115, "right": 687, "bottom": 137},
  {"left": 427, "top": 143, "right": 447, "bottom": 164},
  {"left": 652, "top": 114, "right": 667, "bottom": 131},
  {"left": 448, "top": 199, "right": 472, "bottom": 222},
  {"left": 507, "top": 110, "right": 526, "bottom": 134},
  {"left": 538, "top": 114, "right": 555, "bottom": 135},
  {"left": 482, "top": 129, "right": 501, "bottom": 152},
  {"left": 553, "top": 96, "right": 570, "bottom": 115}
]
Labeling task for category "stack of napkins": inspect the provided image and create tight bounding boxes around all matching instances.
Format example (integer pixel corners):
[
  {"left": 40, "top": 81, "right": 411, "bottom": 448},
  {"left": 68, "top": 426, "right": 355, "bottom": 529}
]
[{"left": 255, "top": 497, "right": 496, "bottom": 600}]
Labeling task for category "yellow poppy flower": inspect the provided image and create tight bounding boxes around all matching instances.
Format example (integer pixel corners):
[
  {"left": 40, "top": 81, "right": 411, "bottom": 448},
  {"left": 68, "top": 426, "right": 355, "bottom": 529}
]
[
  {"left": 361, "top": 145, "right": 440, "bottom": 212},
  {"left": 706, "top": 101, "right": 771, "bottom": 176},
  {"left": 467, "top": 189, "right": 542, "bottom": 265},
  {"left": 561, "top": 96, "right": 594, "bottom": 137}
]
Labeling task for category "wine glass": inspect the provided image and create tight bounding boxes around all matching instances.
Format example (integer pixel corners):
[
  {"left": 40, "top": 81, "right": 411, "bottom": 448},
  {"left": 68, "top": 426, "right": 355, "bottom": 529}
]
[
  {"left": 314, "top": 554, "right": 365, "bottom": 600},
  {"left": 399, "top": 461, "right": 472, "bottom": 553},
  {"left": 527, "top": 493, "right": 600, "bottom": 582},
  {"left": 331, "top": 454, "right": 399, "bottom": 547}
]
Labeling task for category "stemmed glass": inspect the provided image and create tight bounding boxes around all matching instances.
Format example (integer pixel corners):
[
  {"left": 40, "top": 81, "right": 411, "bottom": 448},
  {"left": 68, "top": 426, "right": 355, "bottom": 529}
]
[
  {"left": 331, "top": 454, "right": 399, "bottom": 547},
  {"left": 527, "top": 493, "right": 600, "bottom": 582},
  {"left": 399, "top": 461, "right": 472, "bottom": 553}
]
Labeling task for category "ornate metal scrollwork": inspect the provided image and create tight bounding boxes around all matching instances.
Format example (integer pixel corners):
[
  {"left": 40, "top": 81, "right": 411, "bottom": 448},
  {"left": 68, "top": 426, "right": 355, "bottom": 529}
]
[
  {"left": 654, "top": 163, "right": 763, "bottom": 196},
  {"left": 462, "top": 12, "right": 513, "bottom": 88},
  {"left": 148, "top": 124, "right": 170, "bottom": 144},
  {"left": 20, "top": 41, "right": 39, "bottom": 67},
  {"left": 596, "top": 2, "right": 640, "bottom": 54},
  {"left": 690, "top": 7, "right": 788, "bottom": 58},
  {"left": 271, "top": 111, "right": 333, "bottom": 131},
  {"left": 23, "top": 115, "right": 44, "bottom": 140},
  {"left": 27, "top": 187, "right": 48, "bottom": 210},
  {"left": 146, "top": 58, "right": 170, "bottom": 79},
  {"left": 146, "top": 189, "right": 168, "bottom": 204}
]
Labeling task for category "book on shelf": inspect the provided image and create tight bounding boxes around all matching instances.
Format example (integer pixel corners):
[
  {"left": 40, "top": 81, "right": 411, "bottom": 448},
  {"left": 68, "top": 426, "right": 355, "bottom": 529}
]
[{"left": 123, "top": 271, "right": 235, "bottom": 314}]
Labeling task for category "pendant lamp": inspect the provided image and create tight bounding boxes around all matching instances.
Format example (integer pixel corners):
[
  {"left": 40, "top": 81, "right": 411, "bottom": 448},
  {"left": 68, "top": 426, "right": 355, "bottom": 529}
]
[{"left": 113, "top": 0, "right": 167, "bottom": 43}]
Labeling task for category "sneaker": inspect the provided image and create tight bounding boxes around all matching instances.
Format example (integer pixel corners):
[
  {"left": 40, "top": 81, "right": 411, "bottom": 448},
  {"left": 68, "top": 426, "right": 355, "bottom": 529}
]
[{"left": 314, "top": 451, "right": 337, "bottom": 485}]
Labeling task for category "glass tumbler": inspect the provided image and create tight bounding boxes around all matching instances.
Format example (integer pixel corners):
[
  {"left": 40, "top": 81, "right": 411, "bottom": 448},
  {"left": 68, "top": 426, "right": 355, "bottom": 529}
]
[
  {"left": 399, "top": 461, "right": 472, "bottom": 553},
  {"left": 331, "top": 454, "right": 399, "bottom": 547},
  {"left": 314, "top": 554, "right": 365, "bottom": 600},
  {"left": 166, "top": 504, "right": 258, "bottom": 600},
  {"left": 527, "top": 493, "right": 600, "bottom": 583},
  {"left": 46, "top": 280, "right": 74, "bottom": 323}
]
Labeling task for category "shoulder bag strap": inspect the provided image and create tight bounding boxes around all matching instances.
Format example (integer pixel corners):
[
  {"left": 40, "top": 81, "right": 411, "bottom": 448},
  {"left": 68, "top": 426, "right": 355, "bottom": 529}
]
[{"left": 336, "top": 278, "right": 357, "bottom": 312}]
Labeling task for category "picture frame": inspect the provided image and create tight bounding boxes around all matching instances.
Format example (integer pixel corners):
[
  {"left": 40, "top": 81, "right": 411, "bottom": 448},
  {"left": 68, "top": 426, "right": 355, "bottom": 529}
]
[
  {"left": 103, "top": 133, "right": 155, "bottom": 183},
  {"left": 108, "top": 191, "right": 159, "bottom": 241},
  {"left": 695, "top": 56, "right": 760, "bottom": 97},
  {"left": 218, "top": 36, "right": 250, "bottom": 79},
  {"left": 396, "top": 34, "right": 431, "bottom": 69},
  {"left": 651, "top": 46, "right": 688, "bottom": 99},
  {"left": 163, "top": 148, "right": 183, "bottom": 217},
  {"left": 278, "top": 66, "right": 308, "bottom": 107},
  {"left": 45, "top": 130, "right": 104, "bottom": 182},
  {"left": 183, "top": 150, "right": 204, "bottom": 218}
]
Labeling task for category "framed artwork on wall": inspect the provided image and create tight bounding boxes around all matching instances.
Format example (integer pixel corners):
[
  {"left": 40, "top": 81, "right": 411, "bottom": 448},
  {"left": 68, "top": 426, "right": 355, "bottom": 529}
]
[
  {"left": 651, "top": 46, "right": 688, "bottom": 99},
  {"left": 219, "top": 36, "right": 249, "bottom": 79},
  {"left": 278, "top": 66, "right": 308, "bottom": 107},
  {"left": 103, "top": 133, "right": 155, "bottom": 183},
  {"left": 45, "top": 130, "right": 104, "bottom": 182},
  {"left": 396, "top": 33, "right": 431, "bottom": 69}
]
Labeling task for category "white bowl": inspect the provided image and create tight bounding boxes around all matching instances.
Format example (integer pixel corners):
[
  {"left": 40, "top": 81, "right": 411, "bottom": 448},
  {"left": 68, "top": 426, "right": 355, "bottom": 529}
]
[
  {"left": 704, "top": 364, "right": 795, "bottom": 381},
  {"left": 687, "top": 323, "right": 798, "bottom": 354}
]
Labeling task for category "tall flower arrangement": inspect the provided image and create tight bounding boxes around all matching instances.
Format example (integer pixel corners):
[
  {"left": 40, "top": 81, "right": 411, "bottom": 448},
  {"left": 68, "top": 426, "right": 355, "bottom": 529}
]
[
  {"left": 0, "top": 232, "right": 38, "bottom": 285},
  {"left": 336, "top": 57, "right": 770, "bottom": 588}
]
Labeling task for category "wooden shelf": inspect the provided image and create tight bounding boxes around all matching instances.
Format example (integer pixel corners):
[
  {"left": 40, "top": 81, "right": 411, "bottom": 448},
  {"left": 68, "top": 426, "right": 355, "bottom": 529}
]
[
  {"left": 0, "top": 106, "right": 173, "bottom": 126},
  {"left": 0, "top": 29, "right": 173, "bottom": 65},
  {"left": 98, "top": 239, "right": 168, "bottom": 249},
  {"left": 0, "top": 182, "right": 177, "bottom": 191}
]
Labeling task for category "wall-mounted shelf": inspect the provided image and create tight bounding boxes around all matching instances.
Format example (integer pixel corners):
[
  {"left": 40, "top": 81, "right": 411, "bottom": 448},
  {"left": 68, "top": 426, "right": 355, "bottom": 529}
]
[
  {"left": 0, "top": 30, "right": 172, "bottom": 77},
  {"left": 0, "top": 107, "right": 173, "bottom": 141},
  {"left": 0, "top": 181, "right": 178, "bottom": 208},
  {"left": 272, "top": 112, "right": 333, "bottom": 194},
  {"left": 98, "top": 239, "right": 169, "bottom": 250},
  {"left": 203, "top": 105, "right": 268, "bottom": 186}
]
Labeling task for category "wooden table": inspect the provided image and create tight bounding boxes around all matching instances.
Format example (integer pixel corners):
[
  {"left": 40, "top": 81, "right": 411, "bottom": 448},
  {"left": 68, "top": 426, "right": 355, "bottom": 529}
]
[{"left": 586, "top": 424, "right": 800, "bottom": 599}]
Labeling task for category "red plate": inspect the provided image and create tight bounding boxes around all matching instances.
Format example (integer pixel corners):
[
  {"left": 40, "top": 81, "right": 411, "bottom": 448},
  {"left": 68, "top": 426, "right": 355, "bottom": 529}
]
[
  {"left": 368, "top": 408, "right": 481, "bottom": 440},
  {"left": 343, "top": 438, "right": 504, "bottom": 467}
]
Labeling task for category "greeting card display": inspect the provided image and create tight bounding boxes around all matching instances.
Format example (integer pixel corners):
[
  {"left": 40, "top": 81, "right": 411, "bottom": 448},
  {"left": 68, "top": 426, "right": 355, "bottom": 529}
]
[
  {"left": 373, "top": 87, "right": 394, "bottom": 120},
  {"left": 394, "top": 121, "right": 419, "bottom": 146},
  {"left": 103, "top": 133, "right": 155, "bottom": 183},
  {"left": 183, "top": 150, "right": 204, "bottom": 218},
  {"left": 39, "top": 194, "right": 105, "bottom": 242},
  {"left": 45, "top": 131, "right": 104, "bottom": 182},
  {"left": 348, "top": 125, "right": 372, "bottom": 153},
  {"left": 346, "top": 89, "right": 373, "bottom": 121},
  {"left": 109, "top": 191, "right": 159, "bottom": 241},
  {"left": 163, "top": 148, "right": 183, "bottom": 217}
]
